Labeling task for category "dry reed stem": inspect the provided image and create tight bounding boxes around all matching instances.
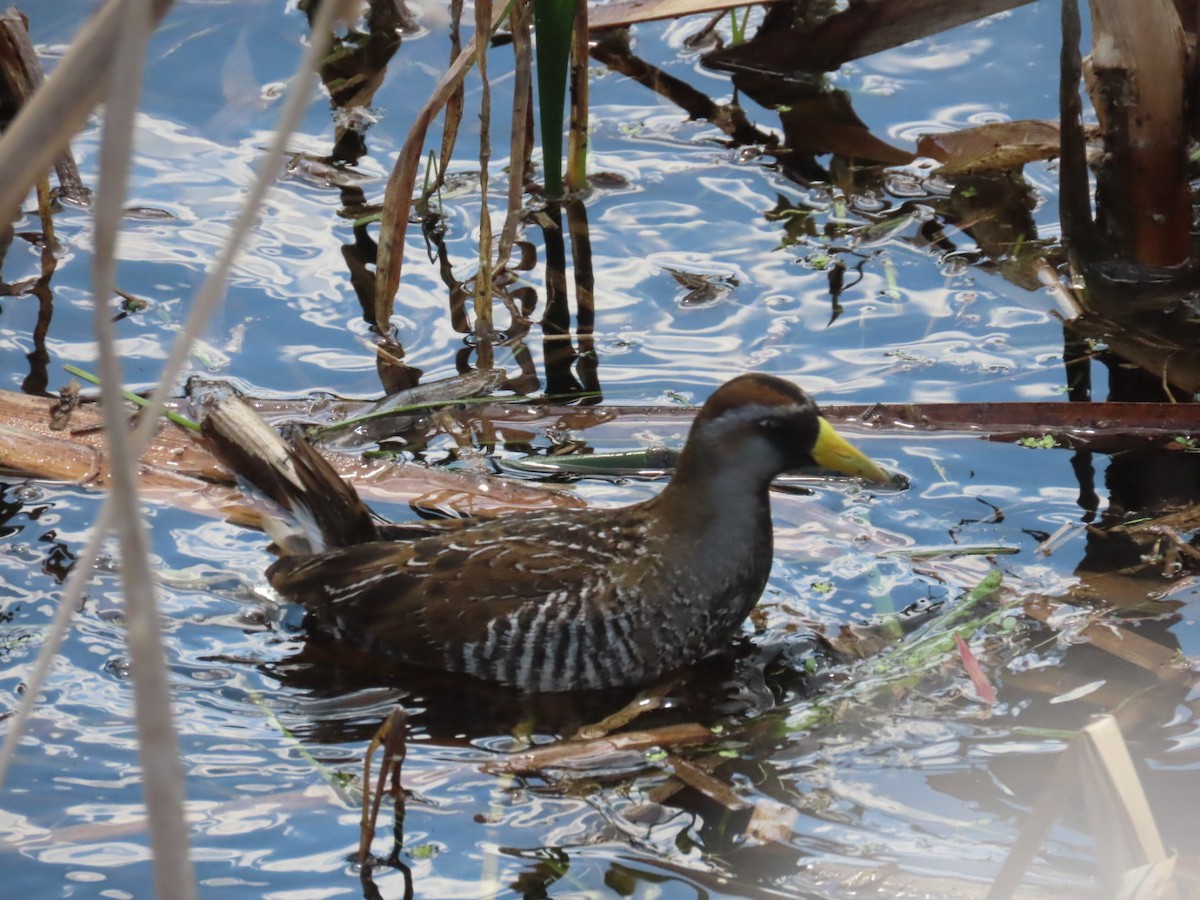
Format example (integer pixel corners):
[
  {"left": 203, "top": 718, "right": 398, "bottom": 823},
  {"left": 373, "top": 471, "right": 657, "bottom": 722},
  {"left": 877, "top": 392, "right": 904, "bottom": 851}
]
[
  {"left": 373, "top": 2, "right": 510, "bottom": 332},
  {"left": 357, "top": 706, "right": 408, "bottom": 863},
  {"left": 473, "top": 0, "right": 495, "bottom": 345},
  {"left": 497, "top": 0, "right": 533, "bottom": 268},
  {"left": 437, "top": 0, "right": 466, "bottom": 189},
  {"left": 483, "top": 723, "right": 714, "bottom": 774},
  {"left": 565, "top": 0, "right": 589, "bottom": 193},
  {"left": 92, "top": 1, "right": 197, "bottom": 893},
  {"left": 0, "top": 388, "right": 585, "bottom": 517}
]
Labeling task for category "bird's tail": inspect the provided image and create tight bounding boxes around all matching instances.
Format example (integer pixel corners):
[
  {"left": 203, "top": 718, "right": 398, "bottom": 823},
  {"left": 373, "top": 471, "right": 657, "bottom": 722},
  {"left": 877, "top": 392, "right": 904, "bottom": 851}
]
[{"left": 196, "top": 390, "right": 380, "bottom": 554}]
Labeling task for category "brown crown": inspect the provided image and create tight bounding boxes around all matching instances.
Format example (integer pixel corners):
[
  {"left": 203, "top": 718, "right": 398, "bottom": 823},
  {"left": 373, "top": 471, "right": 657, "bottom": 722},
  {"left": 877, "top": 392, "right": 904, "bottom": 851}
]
[{"left": 693, "top": 373, "right": 815, "bottom": 424}]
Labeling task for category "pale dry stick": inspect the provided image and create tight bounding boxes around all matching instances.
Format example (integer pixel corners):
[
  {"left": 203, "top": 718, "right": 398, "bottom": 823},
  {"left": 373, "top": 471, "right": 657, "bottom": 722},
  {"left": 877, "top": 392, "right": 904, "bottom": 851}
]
[
  {"left": 1035, "top": 257, "right": 1082, "bottom": 318},
  {"left": 483, "top": 723, "right": 715, "bottom": 775},
  {"left": 0, "top": 0, "right": 356, "bottom": 789},
  {"left": 92, "top": 1, "right": 195, "bottom": 894},
  {"left": 987, "top": 716, "right": 1170, "bottom": 899}
]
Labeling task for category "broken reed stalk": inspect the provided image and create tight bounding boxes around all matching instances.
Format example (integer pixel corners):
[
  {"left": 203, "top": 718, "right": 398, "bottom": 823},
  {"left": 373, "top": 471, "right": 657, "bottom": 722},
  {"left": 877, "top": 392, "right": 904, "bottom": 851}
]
[
  {"left": 483, "top": 723, "right": 714, "bottom": 774},
  {"left": 697, "top": 0, "right": 1036, "bottom": 73},
  {"left": 0, "top": 0, "right": 173, "bottom": 225},
  {"left": 358, "top": 706, "right": 409, "bottom": 863},
  {"left": 565, "top": 0, "right": 589, "bottom": 193},
  {"left": 473, "top": 0, "right": 495, "bottom": 355},
  {"left": 987, "top": 716, "right": 1170, "bottom": 899},
  {"left": 1023, "top": 597, "right": 1198, "bottom": 688},
  {"left": 438, "top": 0, "right": 466, "bottom": 187},
  {"left": 565, "top": 198, "right": 596, "bottom": 360},
  {"left": 0, "top": 9, "right": 87, "bottom": 206},
  {"left": 373, "top": 2, "right": 511, "bottom": 332}
]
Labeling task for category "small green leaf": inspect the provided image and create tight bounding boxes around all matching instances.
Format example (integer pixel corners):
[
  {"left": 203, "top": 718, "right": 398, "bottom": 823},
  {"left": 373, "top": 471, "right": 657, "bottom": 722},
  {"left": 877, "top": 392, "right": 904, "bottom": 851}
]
[
  {"left": 408, "top": 843, "right": 439, "bottom": 860},
  {"left": 1019, "top": 434, "right": 1057, "bottom": 449}
]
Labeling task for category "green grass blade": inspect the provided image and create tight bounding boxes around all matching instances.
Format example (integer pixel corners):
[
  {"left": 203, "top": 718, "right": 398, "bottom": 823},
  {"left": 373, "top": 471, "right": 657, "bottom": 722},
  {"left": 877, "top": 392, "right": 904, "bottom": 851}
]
[
  {"left": 63, "top": 364, "right": 200, "bottom": 431},
  {"left": 533, "top": 0, "right": 576, "bottom": 198}
]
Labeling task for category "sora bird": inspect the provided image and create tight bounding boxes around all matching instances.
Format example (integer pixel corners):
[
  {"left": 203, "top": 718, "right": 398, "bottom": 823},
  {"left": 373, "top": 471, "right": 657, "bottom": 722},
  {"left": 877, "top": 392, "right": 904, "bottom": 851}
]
[{"left": 201, "top": 374, "right": 895, "bottom": 693}]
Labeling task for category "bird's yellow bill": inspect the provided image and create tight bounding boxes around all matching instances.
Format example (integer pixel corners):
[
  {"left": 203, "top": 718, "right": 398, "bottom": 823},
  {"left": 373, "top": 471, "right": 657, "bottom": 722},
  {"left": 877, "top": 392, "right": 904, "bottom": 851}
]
[{"left": 812, "top": 418, "right": 894, "bottom": 485}]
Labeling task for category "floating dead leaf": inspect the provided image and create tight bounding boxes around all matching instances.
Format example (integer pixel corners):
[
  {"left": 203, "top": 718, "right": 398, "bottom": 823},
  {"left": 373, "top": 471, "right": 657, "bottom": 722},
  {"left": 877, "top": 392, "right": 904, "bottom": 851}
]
[
  {"left": 663, "top": 267, "right": 736, "bottom": 306},
  {"left": 122, "top": 205, "right": 176, "bottom": 220},
  {"left": 917, "top": 120, "right": 1060, "bottom": 175},
  {"left": 0, "top": 388, "right": 584, "bottom": 524},
  {"left": 284, "top": 152, "right": 374, "bottom": 189}
]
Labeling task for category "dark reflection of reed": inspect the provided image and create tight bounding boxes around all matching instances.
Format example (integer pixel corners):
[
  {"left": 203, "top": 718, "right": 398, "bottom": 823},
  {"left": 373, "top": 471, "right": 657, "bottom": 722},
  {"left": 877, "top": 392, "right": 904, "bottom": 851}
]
[
  {"left": 591, "top": 29, "right": 776, "bottom": 151},
  {"left": 298, "top": 0, "right": 439, "bottom": 397},
  {"left": 1069, "top": 444, "right": 1200, "bottom": 639},
  {"left": 539, "top": 199, "right": 601, "bottom": 401},
  {"left": 593, "top": 6, "right": 1200, "bottom": 412},
  {"left": 299, "top": 0, "right": 412, "bottom": 165},
  {"left": 0, "top": 481, "right": 77, "bottom": 582},
  {"left": 256, "top": 629, "right": 822, "bottom": 745},
  {"left": 591, "top": 23, "right": 1069, "bottom": 341},
  {"left": 565, "top": 198, "right": 601, "bottom": 400},
  {"left": 1054, "top": 0, "right": 1200, "bottom": 403},
  {"left": 298, "top": 0, "right": 606, "bottom": 402},
  {"left": 11, "top": 245, "right": 56, "bottom": 397},
  {"left": 0, "top": 9, "right": 85, "bottom": 399}
]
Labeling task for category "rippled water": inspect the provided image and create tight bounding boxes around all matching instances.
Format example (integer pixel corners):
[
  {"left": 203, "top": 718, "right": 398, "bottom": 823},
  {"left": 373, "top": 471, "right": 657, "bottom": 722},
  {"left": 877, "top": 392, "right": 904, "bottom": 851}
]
[{"left": 4, "top": 2, "right": 1199, "bottom": 897}]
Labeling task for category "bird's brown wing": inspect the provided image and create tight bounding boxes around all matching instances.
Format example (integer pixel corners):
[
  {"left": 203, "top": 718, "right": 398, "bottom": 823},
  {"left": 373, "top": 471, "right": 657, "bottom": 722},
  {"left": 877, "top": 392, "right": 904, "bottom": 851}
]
[{"left": 265, "top": 510, "right": 629, "bottom": 672}]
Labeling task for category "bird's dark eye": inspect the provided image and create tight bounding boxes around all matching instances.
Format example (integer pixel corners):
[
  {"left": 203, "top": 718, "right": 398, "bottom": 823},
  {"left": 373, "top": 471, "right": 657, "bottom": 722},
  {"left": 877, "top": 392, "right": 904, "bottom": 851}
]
[{"left": 757, "top": 417, "right": 783, "bottom": 435}]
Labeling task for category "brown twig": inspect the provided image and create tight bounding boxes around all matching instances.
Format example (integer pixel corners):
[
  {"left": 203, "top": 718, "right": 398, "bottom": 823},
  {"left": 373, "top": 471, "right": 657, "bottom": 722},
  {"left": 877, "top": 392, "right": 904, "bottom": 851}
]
[
  {"left": 358, "top": 705, "right": 409, "bottom": 863},
  {"left": 483, "top": 723, "right": 714, "bottom": 775}
]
